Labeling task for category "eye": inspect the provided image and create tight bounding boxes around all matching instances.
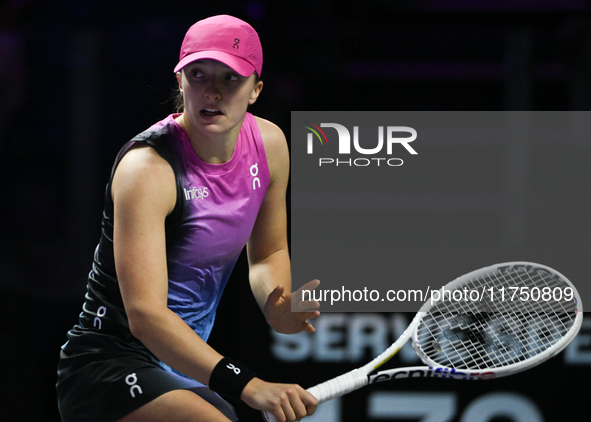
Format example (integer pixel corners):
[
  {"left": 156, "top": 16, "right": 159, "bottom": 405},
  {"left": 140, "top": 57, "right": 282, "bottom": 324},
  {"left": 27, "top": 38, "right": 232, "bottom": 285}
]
[
  {"left": 191, "top": 69, "right": 205, "bottom": 78},
  {"left": 225, "top": 73, "right": 239, "bottom": 82}
]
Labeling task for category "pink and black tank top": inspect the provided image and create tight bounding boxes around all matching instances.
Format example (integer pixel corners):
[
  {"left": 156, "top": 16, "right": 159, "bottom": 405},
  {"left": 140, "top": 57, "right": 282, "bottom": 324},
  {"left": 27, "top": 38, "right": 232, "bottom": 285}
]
[{"left": 71, "top": 112, "right": 270, "bottom": 351}]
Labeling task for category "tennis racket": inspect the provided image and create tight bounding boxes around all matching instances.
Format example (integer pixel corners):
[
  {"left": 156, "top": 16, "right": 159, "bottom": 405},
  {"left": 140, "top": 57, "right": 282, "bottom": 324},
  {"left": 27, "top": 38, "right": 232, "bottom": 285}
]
[{"left": 263, "top": 261, "right": 583, "bottom": 422}]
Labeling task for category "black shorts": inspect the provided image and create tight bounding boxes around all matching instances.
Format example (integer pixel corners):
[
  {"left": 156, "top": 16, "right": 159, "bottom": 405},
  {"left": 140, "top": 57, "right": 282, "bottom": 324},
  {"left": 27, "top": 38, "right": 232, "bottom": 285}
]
[{"left": 56, "top": 327, "right": 237, "bottom": 422}]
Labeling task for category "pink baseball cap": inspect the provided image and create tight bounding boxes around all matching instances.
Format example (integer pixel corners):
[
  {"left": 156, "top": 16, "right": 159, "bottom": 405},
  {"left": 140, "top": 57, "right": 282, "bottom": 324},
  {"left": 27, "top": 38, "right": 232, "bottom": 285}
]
[{"left": 174, "top": 15, "right": 263, "bottom": 77}]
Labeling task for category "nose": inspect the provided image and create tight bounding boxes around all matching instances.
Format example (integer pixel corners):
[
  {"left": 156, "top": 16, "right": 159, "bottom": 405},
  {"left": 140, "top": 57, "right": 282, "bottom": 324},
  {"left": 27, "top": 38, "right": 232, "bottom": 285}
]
[{"left": 203, "top": 78, "right": 221, "bottom": 100}]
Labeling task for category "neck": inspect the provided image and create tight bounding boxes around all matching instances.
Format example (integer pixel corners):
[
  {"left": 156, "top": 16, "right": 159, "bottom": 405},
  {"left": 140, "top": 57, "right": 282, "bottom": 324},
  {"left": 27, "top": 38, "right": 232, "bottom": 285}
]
[{"left": 175, "top": 114, "right": 242, "bottom": 164}]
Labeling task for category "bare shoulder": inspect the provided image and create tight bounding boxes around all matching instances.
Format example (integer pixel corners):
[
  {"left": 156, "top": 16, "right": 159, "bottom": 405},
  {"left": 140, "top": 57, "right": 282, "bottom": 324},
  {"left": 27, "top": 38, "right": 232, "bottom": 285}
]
[
  {"left": 114, "top": 144, "right": 174, "bottom": 186},
  {"left": 112, "top": 144, "right": 176, "bottom": 214},
  {"left": 254, "top": 116, "right": 289, "bottom": 180}
]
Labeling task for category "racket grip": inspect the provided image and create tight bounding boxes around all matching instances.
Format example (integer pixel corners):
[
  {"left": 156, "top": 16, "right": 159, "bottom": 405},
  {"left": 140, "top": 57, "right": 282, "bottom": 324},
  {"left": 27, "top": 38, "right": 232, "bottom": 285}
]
[
  {"left": 308, "top": 368, "right": 368, "bottom": 404},
  {"left": 261, "top": 368, "right": 367, "bottom": 422}
]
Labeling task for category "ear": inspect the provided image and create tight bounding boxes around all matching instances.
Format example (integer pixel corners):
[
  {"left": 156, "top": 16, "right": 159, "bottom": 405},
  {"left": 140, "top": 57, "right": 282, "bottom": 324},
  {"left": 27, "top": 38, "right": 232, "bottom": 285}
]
[
  {"left": 248, "top": 80, "right": 263, "bottom": 105},
  {"left": 176, "top": 72, "right": 183, "bottom": 94}
]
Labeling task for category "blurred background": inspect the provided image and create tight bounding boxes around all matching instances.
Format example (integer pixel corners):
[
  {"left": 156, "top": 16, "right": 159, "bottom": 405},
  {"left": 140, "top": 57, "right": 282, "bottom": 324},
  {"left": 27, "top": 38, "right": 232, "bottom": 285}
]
[{"left": 1, "top": 0, "right": 590, "bottom": 421}]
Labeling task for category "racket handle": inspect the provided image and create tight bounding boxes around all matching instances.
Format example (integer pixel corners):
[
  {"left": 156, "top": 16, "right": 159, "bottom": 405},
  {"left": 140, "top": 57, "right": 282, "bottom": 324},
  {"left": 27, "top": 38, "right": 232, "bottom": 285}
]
[
  {"left": 308, "top": 368, "right": 368, "bottom": 403},
  {"left": 262, "top": 368, "right": 367, "bottom": 422}
]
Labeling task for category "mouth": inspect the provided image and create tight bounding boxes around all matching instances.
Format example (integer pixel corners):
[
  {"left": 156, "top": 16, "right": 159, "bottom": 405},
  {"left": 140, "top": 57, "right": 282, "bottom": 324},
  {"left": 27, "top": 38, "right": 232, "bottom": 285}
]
[{"left": 201, "top": 108, "right": 223, "bottom": 117}]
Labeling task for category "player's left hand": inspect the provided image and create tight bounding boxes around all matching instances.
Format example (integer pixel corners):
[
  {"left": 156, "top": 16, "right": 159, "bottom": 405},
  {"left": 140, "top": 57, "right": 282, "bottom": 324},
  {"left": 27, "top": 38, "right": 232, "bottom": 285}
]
[{"left": 264, "top": 279, "right": 321, "bottom": 334}]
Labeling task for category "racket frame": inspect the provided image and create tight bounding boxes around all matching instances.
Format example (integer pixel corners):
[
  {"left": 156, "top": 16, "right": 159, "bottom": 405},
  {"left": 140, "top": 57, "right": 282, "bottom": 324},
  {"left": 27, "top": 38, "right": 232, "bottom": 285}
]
[{"left": 263, "top": 262, "right": 583, "bottom": 421}]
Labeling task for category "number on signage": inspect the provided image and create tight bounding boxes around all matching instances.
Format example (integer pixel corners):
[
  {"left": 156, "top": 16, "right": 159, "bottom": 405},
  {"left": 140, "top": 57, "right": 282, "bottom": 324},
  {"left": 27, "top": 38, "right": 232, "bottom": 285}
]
[{"left": 367, "top": 392, "right": 542, "bottom": 422}]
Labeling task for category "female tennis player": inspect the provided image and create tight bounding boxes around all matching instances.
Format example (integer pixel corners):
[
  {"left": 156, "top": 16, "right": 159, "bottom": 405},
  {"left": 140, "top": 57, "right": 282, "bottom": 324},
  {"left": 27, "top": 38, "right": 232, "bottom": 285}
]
[{"left": 56, "top": 15, "right": 319, "bottom": 422}]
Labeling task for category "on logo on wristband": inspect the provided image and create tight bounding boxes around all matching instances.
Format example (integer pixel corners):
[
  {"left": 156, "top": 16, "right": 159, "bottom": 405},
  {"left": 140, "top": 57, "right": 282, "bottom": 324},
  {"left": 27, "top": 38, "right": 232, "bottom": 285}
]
[
  {"left": 227, "top": 363, "right": 241, "bottom": 375},
  {"left": 210, "top": 357, "right": 257, "bottom": 401}
]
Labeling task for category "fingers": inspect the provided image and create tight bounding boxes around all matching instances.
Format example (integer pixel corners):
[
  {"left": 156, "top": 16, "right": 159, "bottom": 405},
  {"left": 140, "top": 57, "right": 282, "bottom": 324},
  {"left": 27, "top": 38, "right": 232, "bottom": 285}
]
[
  {"left": 265, "top": 280, "right": 321, "bottom": 334},
  {"left": 300, "top": 310, "right": 320, "bottom": 321},
  {"left": 261, "top": 384, "right": 317, "bottom": 422},
  {"left": 300, "top": 278, "right": 320, "bottom": 291},
  {"left": 243, "top": 379, "right": 315, "bottom": 421},
  {"left": 278, "top": 385, "right": 317, "bottom": 422},
  {"left": 298, "top": 310, "right": 320, "bottom": 333},
  {"left": 301, "top": 387, "right": 318, "bottom": 416},
  {"left": 280, "top": 390, "right": 302, "bottom": 421},
  {"left": 267, "top": 285, "right": 286, "bottom": 305},
  {"left": 293, "top": 280, "right": 321, "bottom": 312},
  {"left": 297, "top": 299, "right": 321, "bottom": 312},
  {"left": 303, "top": 321, "right": 316, "bottom": 334}
]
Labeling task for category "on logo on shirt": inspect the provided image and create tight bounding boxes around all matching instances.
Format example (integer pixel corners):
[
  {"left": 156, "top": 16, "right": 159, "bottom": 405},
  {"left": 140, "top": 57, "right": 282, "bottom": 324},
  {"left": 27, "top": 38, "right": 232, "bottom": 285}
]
[{"left": 250, "top": 163, "right": 261, "bottom": 190}]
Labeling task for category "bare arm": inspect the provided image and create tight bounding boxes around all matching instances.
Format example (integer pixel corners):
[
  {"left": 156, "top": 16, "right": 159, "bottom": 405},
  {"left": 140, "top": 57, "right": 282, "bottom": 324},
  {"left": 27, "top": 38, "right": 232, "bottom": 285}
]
[
  {"left": 248, "top": 117, "right": 320, "bottom": 334},
  {"left": 112, "top": 145, "right": 222, "bottom": 384}
]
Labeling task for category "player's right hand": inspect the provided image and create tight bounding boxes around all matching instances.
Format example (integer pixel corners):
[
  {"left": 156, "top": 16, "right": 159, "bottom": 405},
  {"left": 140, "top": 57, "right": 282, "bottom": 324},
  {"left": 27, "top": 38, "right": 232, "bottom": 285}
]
[{"left": 240, "top": 378, "right": 317, "bottom": 421}]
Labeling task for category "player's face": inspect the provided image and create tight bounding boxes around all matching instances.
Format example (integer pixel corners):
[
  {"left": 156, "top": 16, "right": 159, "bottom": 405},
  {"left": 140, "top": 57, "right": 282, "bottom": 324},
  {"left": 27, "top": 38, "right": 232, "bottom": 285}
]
[{"left": 177, "top": 59, "right": 263, "bottom": 141}]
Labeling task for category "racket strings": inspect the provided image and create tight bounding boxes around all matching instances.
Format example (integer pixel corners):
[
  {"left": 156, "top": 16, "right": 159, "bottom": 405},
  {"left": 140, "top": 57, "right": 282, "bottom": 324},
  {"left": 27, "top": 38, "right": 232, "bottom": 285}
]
[{"left": 416, "top": 267, "right": 577, "bottom": 370}]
